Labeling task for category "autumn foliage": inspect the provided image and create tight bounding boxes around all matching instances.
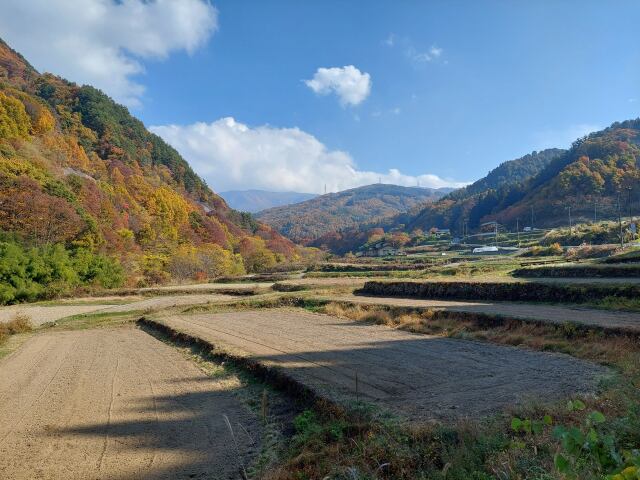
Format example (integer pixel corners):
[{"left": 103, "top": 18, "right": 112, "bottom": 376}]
[{"left": 0, "top": 37, "right": 302, "bottom": 299}]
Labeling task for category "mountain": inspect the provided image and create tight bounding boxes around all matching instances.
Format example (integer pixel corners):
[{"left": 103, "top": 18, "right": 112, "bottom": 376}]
[
  {"left": 0, "top": 38, "right": 300, "bottom": 299},
  {"left": 256, "top": 184, "right": 452, "bottom": 244},
  {"left": 220, "top": 189, "right": 317, "bottom": 213},
  {"left": 405, "top": 148, "right": 565, "bottom": 232},
  {"left": 448, "top": 149, "right": 565, "bottom": 201},
  {"left": 403, "top": 123, "right": 640, "bottom": 235},
  {"left": 490, "top": 121, "right": 640, "bottom": 228}
]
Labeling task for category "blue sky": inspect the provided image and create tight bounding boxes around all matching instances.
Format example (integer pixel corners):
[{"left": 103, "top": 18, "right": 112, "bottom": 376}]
[{"left": 2, "top": 0, "right": 639, "bottom": 193}]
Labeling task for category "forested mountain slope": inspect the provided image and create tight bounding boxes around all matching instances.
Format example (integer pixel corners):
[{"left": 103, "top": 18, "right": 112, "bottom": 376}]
[
  {"left": 0, "top": 38, "right": 299, "bottom": 302},
  {"left": 256, "top": 184, "right": 451, "bottom": 244},
  {"left": 404, "top": 149, "right": 565, "bottom": 232},
  {"left": 220, "top": 189, "right": 317, "bottom": 213},
  {"left": 492, "top": 121, "right": 640, "bottom": 228},
  {"left": 406, "top": 126, "right": 640, "bottom": 233}
]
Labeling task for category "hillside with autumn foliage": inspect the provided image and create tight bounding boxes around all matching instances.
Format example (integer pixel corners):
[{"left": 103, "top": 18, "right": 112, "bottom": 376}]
[
  {"left": 0, "top": 38, "right": 302, "bottom": 302},
  {"left": 256, "top": 183, "right": 451, "bottom": 244},
  {"left": 404, "top": 124, "right": 640, "bottom": 234},
  {"left": 311, "top": 128, "right": 640, "bottom": 254}
]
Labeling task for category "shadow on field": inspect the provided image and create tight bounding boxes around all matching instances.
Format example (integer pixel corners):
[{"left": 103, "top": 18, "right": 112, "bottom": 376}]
[
  {"left": 145, "top": 312, "right": 612, "bottom": 422},
  {"left": 57, "top": 386, "right": 257, "bottom": 480}
]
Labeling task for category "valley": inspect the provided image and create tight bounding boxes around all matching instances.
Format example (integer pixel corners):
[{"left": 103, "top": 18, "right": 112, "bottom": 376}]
[{"left": 1, "top": 5, "right": 640, "bottom": 479}]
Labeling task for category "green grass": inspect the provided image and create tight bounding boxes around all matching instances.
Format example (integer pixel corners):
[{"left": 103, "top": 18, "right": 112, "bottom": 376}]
[{"left": 43, "top": 309, "right": 144, "bottom": 331}]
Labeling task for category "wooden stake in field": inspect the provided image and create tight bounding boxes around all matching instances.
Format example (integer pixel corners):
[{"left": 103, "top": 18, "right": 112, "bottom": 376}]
[{"left": 261, "top": 388, "right": 268, "bottom": 423}]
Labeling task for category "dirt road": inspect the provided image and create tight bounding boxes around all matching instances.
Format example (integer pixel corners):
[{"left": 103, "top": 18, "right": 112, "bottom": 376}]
[
  {"left": 333, "top": 294, "right": 640, "bottom": 333},
  {"left": 0, "top": 327, "right": 259, "bottom": 479},
  {"left": 0, "top": 294, "right": 239, "bottom": 326},
  {"left": 152, "top": 310, "right": 608, "bottom": 420}
]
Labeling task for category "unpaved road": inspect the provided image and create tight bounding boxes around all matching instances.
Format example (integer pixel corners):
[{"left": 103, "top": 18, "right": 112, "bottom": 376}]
[
  {"left": 0, "top": 327, "right": 259, "bottom": 479},
  {"left": 152, "top": 310, "right": 608, "bottom": 420},
  {"left": 0, "top": 294, "right": 239, "bottom": 326},
  {"left": 333, "top": 294, "right": 640, "bottom": 333}
]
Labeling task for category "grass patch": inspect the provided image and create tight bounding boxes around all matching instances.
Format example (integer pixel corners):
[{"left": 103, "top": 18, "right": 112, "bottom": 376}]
[{"left": 43, "top": 309, "right": 143, "bottom": 331}]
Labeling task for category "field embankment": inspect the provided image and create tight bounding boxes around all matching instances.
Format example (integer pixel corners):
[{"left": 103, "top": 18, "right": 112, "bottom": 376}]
[
  {"left": 358, "top": 280, "right": 640, "bottom": 303},
  {"left": 513, "top": 264, "right": 640, "bottom": 278}
]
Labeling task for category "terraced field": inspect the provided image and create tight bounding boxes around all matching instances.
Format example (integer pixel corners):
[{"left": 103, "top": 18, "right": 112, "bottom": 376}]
[
  {"left": 0, "top": 327, "right": 260, "bottom": 479},
  {"left": 148, "top": 310, "right": 608, "bottom": 420},
  {"left": 332, "top": 294, "right": 640, "bottom": 333}
]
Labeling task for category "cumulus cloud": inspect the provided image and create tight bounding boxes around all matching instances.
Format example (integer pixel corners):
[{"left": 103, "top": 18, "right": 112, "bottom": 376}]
[
  {"left": 150, "top": 118, "right": 467, "bottom": 194},
  {"left": 305, "top": 66, "right": 371, "bottom": 107},
  {"left": 0, "top": 0, "right": 218, "bottom": 106}
]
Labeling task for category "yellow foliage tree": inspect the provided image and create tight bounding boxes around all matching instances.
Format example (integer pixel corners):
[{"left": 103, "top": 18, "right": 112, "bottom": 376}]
[{"left": 0, "top": 92, "right": 31, "bottom": 140}]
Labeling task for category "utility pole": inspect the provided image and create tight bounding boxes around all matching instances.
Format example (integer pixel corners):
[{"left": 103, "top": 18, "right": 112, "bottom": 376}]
[
  {"left": 516, "top": 218, "right": 520, "bottom": 247},
  {"left": 618, "top": 191, "right": 624, "bottom": 248},
  {"left": 627, "top": 186, "right": 633, "bottom": 221},
  {"left": 594, "top": 200, "right": 597, "bottom": 223},
  {"left": 530, "top": 206, "right": 534, "bottom": 230},
  {"left": 494, "top": 222, "right": 498, "bottom": 246},
  {"left": 567, "top": 206, "right": 572, "bottom": 235}
]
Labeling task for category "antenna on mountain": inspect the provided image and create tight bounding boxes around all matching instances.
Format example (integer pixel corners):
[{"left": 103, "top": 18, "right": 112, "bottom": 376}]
[
  {"left": 417, "top": 179, "right": 420, "bottom": 188},
  {"left": 324, "top": 184, "right": 327, "bottom": 194}
]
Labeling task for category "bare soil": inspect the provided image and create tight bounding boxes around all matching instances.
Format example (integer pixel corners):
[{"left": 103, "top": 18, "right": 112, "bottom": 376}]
[
  {"left": 0, "top": 327, "right": 260, "bottom": 479},
  {"left": 334, "top": 294, "right": 640, "bottom": 333},
  {"left": 151, "top": 310, "right": 608, "bottom": 421}
]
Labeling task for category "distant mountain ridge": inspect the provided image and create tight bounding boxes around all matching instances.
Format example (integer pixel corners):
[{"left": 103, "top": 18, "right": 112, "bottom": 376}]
[
  {"left": 256, "top": 183, "right": 452, "bottom": 244},
  {"left": 220, "top": 189, "right": 317, "bottom": 213}
]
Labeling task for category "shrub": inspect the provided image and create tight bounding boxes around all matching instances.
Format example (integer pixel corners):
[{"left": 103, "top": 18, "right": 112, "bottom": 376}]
[{"left": 0, "top": 237, "right": 124, "bottom": 304}]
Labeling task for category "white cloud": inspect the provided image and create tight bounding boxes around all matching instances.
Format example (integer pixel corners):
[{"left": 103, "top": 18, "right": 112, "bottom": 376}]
[
  {"left": 150, "top": 118, "right": 467, "bottom": 194},
  {"left": 0, "top": 0, "right": 217, "bottom": 107},
  {"left": 305, "top": 66, "right": 371, "bottom": 107}
]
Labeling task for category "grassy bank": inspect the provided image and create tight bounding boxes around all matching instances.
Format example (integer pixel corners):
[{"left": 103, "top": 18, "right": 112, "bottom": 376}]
[
  {"left": 513, "top": 264, "right": 640, "bottom": 278},
  {"left": 358, "top": 280, "right": 640, "bottom": 304}
]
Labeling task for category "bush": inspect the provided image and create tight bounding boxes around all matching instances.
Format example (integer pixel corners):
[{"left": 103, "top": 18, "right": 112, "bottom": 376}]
[
  {"left": 522, "top": 242, "right": 563, "bottom": 257},
  {"left": 0, "top": 313, "right": 33, "bottom": 344},
  {"left": 0, "top": 237, "right": 124, "bottom": 304}
]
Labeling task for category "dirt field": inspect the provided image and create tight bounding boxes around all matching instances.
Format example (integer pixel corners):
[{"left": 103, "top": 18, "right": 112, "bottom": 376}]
[
  {"left": 332, "top": 294, "right": 640, "bottom": 333},
  {"left": 0, "top": 294, "right": 239, "bottom": 326},
  {"left": 151, "top": 310, "right": 608, "bottom": 420},
  {"left": 0, "top": 327, "right": 260, "bottom": 479}
]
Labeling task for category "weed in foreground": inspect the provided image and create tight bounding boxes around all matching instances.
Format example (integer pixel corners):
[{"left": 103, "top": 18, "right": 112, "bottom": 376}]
[{"left": 0, "top": 312, "right": 33, "bottom": 343}]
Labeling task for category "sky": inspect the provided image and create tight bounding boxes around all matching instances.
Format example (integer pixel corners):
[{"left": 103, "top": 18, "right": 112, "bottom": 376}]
[{"left": 1, "top": 0, "right": 639, "bottom": 194}]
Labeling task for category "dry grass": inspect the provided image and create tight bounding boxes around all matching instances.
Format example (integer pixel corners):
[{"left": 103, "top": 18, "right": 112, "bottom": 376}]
[
  {"left": 322, "top": 302, "right": 640, "bottom": 375},
  {"left": 0, "top": 313, "right": 33, "bottom": 343}
]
